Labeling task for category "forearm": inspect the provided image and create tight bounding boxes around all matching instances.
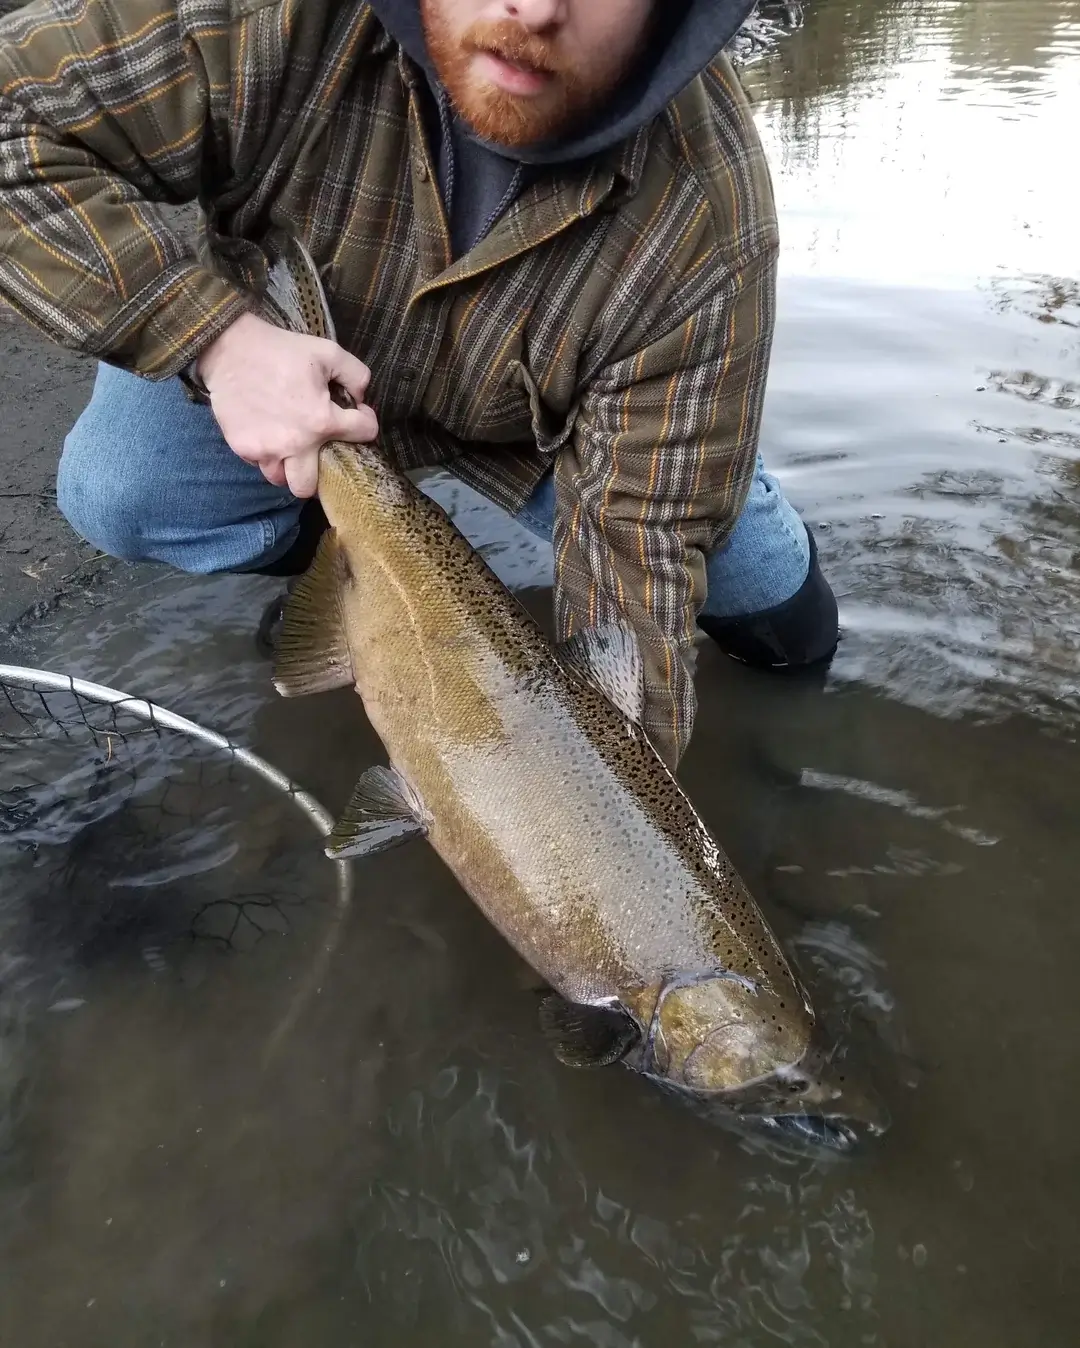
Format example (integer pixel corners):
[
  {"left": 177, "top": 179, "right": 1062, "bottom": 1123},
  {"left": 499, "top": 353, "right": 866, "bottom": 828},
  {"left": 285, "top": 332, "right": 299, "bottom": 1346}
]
[
  {"left": 553, "top": 247, "right": 777, "bottom": 769},
  {"left": 0, "top": 0, "right": 247, "bottom": 375}
]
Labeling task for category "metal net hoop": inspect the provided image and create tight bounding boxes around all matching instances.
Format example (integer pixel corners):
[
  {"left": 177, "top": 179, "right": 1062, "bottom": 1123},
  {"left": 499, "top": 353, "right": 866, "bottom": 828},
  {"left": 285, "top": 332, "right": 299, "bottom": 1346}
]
[{"left": 0, "top": 663, "right": 352, "bottom": 1057}]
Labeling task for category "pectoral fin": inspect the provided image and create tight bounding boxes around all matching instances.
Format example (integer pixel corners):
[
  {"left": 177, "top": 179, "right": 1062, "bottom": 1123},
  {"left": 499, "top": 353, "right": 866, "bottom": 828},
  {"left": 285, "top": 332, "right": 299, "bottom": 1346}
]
[
  {"left": 272, "top": 531, "right": 354, "bottom": 697},
  {"left": 326, "top": 765, "right": 428, "bottom": 860},
  {"left": 556, "top": 624, "right": 644, "bottom": 725},
  {"left": 538, "top": 993, "right": 640, "bottom": 1068}
]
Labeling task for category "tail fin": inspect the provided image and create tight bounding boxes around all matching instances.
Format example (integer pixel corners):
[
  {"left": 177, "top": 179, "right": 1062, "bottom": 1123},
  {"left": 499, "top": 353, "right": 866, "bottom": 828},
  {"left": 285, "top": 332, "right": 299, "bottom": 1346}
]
[{"left": 260, "top": 231, "right": 337, "bottom": 342}]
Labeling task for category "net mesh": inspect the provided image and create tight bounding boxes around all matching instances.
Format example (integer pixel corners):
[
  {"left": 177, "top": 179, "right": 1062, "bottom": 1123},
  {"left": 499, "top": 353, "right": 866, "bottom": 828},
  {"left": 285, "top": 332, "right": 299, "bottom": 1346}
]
[
  {"left": 3, "top": 677, "right": 190, "bottom": 844},
  {"left": 0, "top": 669, "right": 347, "bottom": 962},
  {"left": 0, "top": 666, "right": 353, "bottom": 1163}
]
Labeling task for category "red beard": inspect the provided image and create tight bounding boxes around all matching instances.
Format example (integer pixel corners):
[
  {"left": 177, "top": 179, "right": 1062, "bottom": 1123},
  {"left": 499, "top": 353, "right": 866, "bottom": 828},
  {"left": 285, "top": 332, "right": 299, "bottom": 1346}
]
[{"left": 421, "top": 9, "right": 586, "bottom": 147}]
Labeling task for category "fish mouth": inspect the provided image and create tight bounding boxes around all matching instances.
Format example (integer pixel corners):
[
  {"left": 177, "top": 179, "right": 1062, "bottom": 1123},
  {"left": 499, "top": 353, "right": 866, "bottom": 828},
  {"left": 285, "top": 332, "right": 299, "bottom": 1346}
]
[
  {"left": 754, "top": 1112, "right": 866, "bottom": 1154},
  {"left": 647, "top": 1080, "right": 883, "bottom": 1156}
]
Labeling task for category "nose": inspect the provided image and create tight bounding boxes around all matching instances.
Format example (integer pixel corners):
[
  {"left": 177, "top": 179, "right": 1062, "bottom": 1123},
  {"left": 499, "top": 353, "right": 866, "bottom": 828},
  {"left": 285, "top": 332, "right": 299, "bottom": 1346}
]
[{"left": 501, "top": 0, "right": 566, "bottom": 31}]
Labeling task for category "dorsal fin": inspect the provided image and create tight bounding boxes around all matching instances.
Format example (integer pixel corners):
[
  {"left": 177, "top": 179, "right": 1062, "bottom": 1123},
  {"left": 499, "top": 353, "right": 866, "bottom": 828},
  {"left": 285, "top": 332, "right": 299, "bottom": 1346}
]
[
  {"left": 261, "top": 231, "right": 337, "bottom": 341},
  {"left": 556, "top": 624, "right": 645, "bottom": 724}
]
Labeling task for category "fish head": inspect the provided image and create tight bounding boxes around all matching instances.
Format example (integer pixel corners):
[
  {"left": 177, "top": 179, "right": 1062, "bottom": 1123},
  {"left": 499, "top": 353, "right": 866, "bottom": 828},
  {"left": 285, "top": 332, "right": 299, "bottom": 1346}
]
[
  {"left": 716, "top": 1036, "right": 890, "bottom": 1154},
  {"left": 627, "top": 974, "right": 887, "bottom": 1152},
  {"left": 629, "top": 971, "right": 812, "bottom": 1091}
]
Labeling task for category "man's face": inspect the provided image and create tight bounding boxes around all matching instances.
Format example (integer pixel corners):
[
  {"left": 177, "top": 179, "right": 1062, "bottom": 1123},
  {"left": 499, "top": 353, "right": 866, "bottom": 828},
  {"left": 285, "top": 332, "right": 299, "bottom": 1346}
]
[{"left": 420, "top": 0, "right": 654, "bottom": 148}]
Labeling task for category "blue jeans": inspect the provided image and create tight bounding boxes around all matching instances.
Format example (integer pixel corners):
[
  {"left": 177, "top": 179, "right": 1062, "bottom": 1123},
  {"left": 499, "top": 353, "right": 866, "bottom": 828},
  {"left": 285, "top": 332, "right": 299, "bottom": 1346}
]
[{"left": 57, "top": 365, "right": 810, "bottom": 620}]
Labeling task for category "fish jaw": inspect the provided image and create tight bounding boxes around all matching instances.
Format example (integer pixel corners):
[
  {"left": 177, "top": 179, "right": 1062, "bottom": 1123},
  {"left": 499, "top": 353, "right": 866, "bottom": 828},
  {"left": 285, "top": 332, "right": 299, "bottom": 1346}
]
[
  {"left": 623, "top": 976, "right": 889, "bottom": 1147},
  {"left": 734, "top": 1042, "right": 892, "bottom": 1144}
]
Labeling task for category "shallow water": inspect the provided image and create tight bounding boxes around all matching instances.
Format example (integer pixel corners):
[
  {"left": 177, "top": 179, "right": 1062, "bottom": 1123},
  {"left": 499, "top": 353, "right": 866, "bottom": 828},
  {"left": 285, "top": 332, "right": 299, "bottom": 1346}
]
[{"left": 2, "top": 1, "right": 1079, "bottom": 1344}]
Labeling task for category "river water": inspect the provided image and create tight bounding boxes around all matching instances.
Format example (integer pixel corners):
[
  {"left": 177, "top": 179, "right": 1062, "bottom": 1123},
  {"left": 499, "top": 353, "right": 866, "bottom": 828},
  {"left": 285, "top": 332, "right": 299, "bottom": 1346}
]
[{"left": 1, "top": 2, "right": 1079, "bottom": 1344}]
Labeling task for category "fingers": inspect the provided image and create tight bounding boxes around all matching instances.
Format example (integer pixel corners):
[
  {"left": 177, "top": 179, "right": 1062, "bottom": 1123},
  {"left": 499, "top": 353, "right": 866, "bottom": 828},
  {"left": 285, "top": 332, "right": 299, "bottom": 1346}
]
[
  {"left": 260, "top": 459, "right": 289, "bottom": 489},
  {"left": 324, "top": 346, "right": 372, "bottom": 408},
  {"left": 283, "top": 453, "right": 320, "bottom": 499},
  {"left": 325, "top": 401, "right": 379, "bottom": 444},
  {"left": 210, "top": 322, "right": 379, "bottom": 494},
  {"left": 258, "top": 452, "right": 317, "bottom": 499}
]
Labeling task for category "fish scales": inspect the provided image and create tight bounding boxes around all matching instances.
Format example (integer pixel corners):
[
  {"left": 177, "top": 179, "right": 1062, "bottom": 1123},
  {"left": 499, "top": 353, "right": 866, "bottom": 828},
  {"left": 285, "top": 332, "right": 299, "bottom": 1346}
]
[{"left": 318, "top": 444, "right": 794, "bottom": 1003}]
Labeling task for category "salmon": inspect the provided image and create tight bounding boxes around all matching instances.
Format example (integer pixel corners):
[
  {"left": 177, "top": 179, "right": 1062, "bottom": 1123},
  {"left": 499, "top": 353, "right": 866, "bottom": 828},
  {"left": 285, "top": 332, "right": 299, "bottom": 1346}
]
[{"left": 266, "top": 233, "right": 882, "bottom": 1149}]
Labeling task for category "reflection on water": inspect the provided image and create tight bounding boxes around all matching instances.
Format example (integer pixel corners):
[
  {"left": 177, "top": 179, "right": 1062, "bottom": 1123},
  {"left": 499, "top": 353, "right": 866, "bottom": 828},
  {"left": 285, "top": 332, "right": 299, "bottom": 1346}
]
[
  {"left": 1, "top": 2, "right": 1079, "bottom": 1345},
  {"left": 738, "top": 0, "right": 1080, "bottom": 733},
  {"left": 804, "top": 0, "right": 1077, "bottom": 84}
]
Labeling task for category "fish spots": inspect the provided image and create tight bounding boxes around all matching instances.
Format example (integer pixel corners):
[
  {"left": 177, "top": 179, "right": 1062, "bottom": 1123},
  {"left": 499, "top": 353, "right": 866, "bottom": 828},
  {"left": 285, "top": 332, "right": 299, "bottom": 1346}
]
[{"left": 323, "top": 427, "right": 812, "bottom": 1089}]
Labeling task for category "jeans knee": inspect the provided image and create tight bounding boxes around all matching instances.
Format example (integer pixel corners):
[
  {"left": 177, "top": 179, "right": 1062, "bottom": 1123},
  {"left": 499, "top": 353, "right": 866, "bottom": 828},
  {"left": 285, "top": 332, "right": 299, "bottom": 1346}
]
[
  {"left": 56, "top": 364, "right": 298, "bottom": 573},
  {"left": 702, "top": 462, "right": 811, "bottom": 619},
  {"left": 57, "top": 418, "right": 148, "bottom": 561}
]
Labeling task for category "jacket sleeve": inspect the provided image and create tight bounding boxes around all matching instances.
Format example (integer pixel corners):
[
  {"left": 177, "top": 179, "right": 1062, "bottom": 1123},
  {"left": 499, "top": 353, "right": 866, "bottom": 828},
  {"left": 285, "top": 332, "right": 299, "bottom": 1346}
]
[
  {"left": 552, "top": 245, "right": 777, "bottom": 771},
  {"left": 0, "top": 0, "right": 249, "bottom": 377}
]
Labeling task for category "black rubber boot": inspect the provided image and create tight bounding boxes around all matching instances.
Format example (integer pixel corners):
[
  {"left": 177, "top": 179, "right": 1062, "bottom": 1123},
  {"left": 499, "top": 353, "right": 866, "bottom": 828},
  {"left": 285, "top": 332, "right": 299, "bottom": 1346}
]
[{"left": 696, "top": 528, "right": 839, "bottom": 671}]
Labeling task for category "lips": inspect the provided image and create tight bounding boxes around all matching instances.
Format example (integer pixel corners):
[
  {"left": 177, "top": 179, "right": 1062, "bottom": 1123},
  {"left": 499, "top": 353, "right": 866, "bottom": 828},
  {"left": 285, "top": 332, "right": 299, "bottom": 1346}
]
[{"left": 472, "top": 47, "right": 555, "bottom": 96}]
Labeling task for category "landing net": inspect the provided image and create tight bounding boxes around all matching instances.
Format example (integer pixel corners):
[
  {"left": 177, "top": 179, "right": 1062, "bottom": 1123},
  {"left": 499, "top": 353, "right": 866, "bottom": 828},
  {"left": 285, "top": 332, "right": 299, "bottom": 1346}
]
[{"left": 0, "top": 664, "right": 351, "bottom": 1054}]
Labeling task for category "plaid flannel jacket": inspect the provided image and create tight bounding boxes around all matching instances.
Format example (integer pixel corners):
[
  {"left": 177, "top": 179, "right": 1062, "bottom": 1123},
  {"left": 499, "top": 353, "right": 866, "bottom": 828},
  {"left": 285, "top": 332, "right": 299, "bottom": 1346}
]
[{"left": 0, "top": 0, "right": 779, "bottom": 767}]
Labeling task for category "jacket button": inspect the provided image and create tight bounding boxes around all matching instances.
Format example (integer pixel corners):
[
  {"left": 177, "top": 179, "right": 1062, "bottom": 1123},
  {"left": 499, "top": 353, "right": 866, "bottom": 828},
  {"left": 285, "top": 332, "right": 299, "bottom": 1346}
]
[{"left": 414, "top": 158, "right": 429, "bottom": 183}]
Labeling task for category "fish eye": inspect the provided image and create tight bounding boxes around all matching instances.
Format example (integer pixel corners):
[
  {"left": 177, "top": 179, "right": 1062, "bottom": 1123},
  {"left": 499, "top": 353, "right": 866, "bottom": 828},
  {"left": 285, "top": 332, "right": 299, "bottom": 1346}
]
[{"left": 787, "top": 1077, "right": 809, "bottom": 1094}]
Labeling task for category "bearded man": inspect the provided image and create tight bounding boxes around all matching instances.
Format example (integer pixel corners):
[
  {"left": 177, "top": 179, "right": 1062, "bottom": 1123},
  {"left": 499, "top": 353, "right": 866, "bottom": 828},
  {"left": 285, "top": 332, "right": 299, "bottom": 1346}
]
[{"left": 0, "top": 0, "right": 838, "bottom": 770}]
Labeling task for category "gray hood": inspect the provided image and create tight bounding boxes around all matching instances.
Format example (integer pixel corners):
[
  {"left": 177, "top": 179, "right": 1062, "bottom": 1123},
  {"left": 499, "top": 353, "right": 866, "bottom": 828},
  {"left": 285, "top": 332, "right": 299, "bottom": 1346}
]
[{"left": 367, "top": 0, "right": 760, "bottom": 164}]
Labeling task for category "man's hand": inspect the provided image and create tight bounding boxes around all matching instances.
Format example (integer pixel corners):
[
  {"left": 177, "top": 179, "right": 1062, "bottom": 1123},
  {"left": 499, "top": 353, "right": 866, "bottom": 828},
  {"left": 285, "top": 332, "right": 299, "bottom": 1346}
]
[{"left": 196, "top": 312, "right": 379, "bottom": 498}]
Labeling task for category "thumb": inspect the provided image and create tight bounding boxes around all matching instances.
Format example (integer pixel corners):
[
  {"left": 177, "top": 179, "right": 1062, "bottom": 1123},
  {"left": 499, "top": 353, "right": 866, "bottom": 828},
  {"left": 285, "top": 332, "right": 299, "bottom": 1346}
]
[{"left": 324, "top": 345, "right": 372, "bottom": 408}]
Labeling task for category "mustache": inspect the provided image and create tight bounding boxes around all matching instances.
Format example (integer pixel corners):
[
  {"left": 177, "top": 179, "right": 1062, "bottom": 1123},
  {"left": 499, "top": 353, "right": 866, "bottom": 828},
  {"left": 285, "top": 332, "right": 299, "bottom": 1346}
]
[{"left": 462, "top": 19, "right": 560, "bottom": 75}]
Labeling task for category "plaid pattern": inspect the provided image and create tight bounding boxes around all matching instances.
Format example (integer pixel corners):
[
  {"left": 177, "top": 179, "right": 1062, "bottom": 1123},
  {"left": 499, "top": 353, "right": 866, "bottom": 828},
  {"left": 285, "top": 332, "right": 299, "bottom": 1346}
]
[{"left": 0, "top": 0, "right": 778, "bottom": 767}]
